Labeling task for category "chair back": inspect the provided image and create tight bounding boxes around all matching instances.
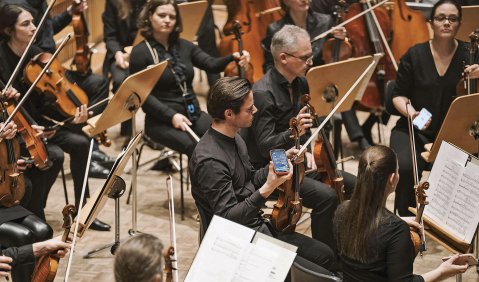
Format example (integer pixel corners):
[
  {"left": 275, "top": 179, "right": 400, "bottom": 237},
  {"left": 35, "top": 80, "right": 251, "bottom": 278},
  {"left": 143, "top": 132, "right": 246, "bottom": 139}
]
[
  {"left": 384, "top": 80, "right": 400, "bottom": 116},
  {"left": 291, "top": 256, "right": 342, "bottom": 282},
  {"left": 196, "top": 203, "right": 210, "bottom": 243}
]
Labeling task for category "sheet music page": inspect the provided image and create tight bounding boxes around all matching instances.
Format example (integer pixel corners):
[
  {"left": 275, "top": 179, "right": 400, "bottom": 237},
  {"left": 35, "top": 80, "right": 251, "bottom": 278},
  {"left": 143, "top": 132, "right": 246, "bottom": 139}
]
[
  {"left": 185, "top": 216, "right": 297, "bottom": 282},
  {"left": 424, "top": 141, "right": 479, "bottom": 242}
]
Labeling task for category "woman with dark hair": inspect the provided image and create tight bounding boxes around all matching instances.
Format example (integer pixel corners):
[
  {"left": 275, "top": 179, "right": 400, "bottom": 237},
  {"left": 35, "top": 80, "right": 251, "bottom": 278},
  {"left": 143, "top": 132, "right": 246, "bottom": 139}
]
[
  {"left": 334, "top": 145, "right": 470, "bottom": 281},
  {"left": 390, "top": 0, "right": 479, "bottom": 216},
  {"left": 129, "top": 0, "right": 250, "bottom": 158},
  {"left": 102, "top": 0, "right": 147, "bottom": 137}
]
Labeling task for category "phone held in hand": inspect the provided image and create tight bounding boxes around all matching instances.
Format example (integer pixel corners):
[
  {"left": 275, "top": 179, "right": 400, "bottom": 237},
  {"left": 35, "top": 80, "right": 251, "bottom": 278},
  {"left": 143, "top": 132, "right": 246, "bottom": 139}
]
[
  {"left": 441, "top": 253, "right": 478, "bottom": 265},
  {"left": 413, "top": 108, "right": 432, "bottom": 130},
  {"left": 270, "top": 149, "right": 289, "bottom": 175}
]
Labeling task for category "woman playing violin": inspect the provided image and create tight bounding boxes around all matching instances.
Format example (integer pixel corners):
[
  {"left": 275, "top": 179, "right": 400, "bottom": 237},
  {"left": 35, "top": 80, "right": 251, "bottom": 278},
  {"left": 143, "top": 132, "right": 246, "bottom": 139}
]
[
  {"left": 0, "top": 3, "right": 110, "bottom": 231},
  {"left": 390, "top": 0, "right": 479, "bottom": 216},
  {"left": 333, "top": 145, "right": 470, "bottom": 281},
  {"left": 130, "top": 0, "right": 250, "bottom": 158}
]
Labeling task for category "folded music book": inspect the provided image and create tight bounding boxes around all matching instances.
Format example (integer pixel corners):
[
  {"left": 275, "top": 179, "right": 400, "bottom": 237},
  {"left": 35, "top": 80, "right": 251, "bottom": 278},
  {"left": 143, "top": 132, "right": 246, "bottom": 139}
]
[
  {"left": 185, "top": 216, "right": 297, "bottom": 282},
  {"left": 421, "top": 141, "right": 479, "bottom": 253}
]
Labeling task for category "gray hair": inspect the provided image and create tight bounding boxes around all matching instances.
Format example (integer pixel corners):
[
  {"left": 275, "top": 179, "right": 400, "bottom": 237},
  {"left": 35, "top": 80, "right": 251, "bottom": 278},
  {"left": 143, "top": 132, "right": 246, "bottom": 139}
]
[{"left": 271, "top": 25, "right": 310, "bottom": 61}]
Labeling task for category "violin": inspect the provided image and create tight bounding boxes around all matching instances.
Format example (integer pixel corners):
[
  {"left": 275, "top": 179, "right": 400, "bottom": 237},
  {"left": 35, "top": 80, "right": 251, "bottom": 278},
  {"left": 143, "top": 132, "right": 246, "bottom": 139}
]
[
  {"left": 164, "top": 175, "right": 178, "bottom": 282},
  {"left": 32, "top": 204, "right": 76, "bottom": 282},
  {"left": 220, "top": 0, "right": 283, "bottom": 82},
  {"left": 23, "top": 52, "right": 89, "bottom": 118},
  {"left": 71, "top": 0, "right": 92, "bottom": 76},
  {"left": 223, "top": 20, "right": 254, "bottom": 82},
  {"left": 271, "top": 117, "right": 303, "bottom": 233},
  {"left": 410, "top": 181, "right": 429, "bottom": 256},
  {"left": 343, "top": 1, "right": 396, "bottom": 111},
  {"left": 322, "top": 0, "right": 354, "bottom": 64},
  {"left": 0, "top": 105, "right": 25, "bottom": 208},
  {"left": 301, "top": 94, "right": 346, "bottom": 202},
  {"left": 457, "top": 30, "right": 479, "bottom": 96}
]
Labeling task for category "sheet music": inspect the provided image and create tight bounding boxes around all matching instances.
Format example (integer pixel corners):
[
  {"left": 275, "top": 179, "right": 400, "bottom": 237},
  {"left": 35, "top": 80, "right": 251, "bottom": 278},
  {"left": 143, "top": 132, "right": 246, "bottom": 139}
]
[
  {"left": 424, "top": 141, "right": 479, "bottom": 243},
  {"left": 185, "top": 216, "right": 297, "bottom": 282}
]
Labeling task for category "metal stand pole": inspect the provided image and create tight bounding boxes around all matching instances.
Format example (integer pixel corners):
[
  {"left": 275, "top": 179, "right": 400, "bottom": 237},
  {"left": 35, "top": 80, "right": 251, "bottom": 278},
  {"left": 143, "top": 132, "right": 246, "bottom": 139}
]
[{"left": 129, "top": 112, "right": 139, "bottom": 235}]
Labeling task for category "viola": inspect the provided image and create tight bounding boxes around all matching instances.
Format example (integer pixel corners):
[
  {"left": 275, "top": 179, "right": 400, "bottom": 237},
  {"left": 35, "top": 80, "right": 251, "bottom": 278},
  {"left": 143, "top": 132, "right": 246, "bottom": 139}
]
[
  {"left": 410, "top": 182, "right": 429, "bottom": 256},
  {"left": 457, "top": 30, "right": 479, "bottom": 96},
  {"left": 220, "top": 0, "right": 283, "bottom": 82},
  {"left": 343, "top": 2, "right": 396, "bottom": 111},
  {"left": 71, "top": 0, "right": 92, "bottom": 76},
  {"left": 0, "top": 104, "right": 25, "bottom": 208},
  {"left": 390, "top": 0, "right": 429, "bottom": 62},
  {"left": 223, "top": 20, "right": 254, "bottom": 82},
  {"left": 301, "top": 94, "right": 346, "bottom": 202},
  {"left": 271, "top": 118, "right": 303, "bottom": 233},
  {"left": 23, "top": 52, "right": 89, "bottom": 118},
  {"left": 322, "top": 0, "right": 354, "bottom": 64},
  {"left": 32, "top": 204, "right": 76, "bottom": 282}
]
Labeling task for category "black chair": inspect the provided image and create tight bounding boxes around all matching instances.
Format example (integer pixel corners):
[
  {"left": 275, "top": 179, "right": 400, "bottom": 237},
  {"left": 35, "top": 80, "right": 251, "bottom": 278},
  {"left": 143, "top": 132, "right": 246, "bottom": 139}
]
[
  {"left": 384, "top": 80, "right": 400, "bottom": 116},
  {"left": 196, "top": 203, "right": 210, "bottom": 243},
  {"left": 291, "top": 256, "right": 342, "bottom": 282}
]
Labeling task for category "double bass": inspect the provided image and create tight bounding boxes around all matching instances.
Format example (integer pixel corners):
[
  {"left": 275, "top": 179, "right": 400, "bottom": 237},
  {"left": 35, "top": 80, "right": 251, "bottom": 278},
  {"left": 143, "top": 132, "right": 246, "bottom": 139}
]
[{"left": 271, "top": 117, "right": 303, "bottom": 233}]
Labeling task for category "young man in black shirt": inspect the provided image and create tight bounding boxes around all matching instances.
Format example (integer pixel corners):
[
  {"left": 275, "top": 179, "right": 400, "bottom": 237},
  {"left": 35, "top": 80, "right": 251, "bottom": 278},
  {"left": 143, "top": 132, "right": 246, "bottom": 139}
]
[
  {"left": 190, "top": 76, "right": 335, "bottom": 271},
  {"left": 244, "top": 25, "right": 356, "bottom": 250}
]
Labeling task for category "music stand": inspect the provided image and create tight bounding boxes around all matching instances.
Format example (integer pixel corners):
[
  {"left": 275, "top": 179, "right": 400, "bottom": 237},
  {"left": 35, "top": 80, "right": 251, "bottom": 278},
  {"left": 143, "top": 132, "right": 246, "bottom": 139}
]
[
  {"left": 80, "top": 132, "right": 143, "bottom": 258},
  {"left": 421, "top": 93, "right": 479, "bottom": 163},
  {"left": 83, "top": 61, "right": 168, "bottom": 235},
  {"left": 178, "top": 1, "right": 208, "bottom": 42},
  {"left": 456, "top": 6, "right": 479, "bottom": 42}
]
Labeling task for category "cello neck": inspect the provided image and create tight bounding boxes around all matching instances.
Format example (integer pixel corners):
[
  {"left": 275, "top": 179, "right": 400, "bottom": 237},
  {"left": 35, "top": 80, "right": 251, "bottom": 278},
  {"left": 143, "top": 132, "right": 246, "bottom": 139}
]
[{"left": 362, "top": 3, "right": 384, "bottom": 54}]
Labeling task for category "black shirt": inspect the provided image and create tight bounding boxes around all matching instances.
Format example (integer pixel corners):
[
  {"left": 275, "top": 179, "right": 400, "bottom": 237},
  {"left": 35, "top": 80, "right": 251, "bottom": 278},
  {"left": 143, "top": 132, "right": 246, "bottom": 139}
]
[
  {"left": 129, "top": 39, "right": 233, "bottom": 125},
  {"left": 245, "top": 68, "right": 310, "bottom": 169},
  {"left": 334, "top": 203, "right": 424, "bottom": 282},
  {"left": 262, "top": 9, "right": 333, "bottom": 72},
  {"left": 392, "top": 41, "right": 469, "bottom": 139},
  {"left": 190, "top": 128, "right": 271, "bottom": 234}
]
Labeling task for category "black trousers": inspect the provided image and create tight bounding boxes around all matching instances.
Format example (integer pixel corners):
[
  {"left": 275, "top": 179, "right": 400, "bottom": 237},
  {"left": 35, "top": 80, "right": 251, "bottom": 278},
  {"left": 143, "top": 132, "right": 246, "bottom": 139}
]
[
  {"left": 0, "top": 214, "right": 52, "bottom": 282},
  {"left": 24, "top": 143, "right": 64, "bottom": 221},
  {"left": 300, "top": 171, "right": 356, "bottom": 250},
  {"left": 48, "top": 128, "right": 90, "bottom": 208},
  {"left": 390, "top": 127, "right": 431, "bottom": 216},
  {"left": 109, "top": 61, "right": 132, "bottom": 136},
  {"left": 145, "top": 111, "right": 212, "bottom": 158},
  {"left": 341, "top": 109, "right": 364, "bottom": 142}
]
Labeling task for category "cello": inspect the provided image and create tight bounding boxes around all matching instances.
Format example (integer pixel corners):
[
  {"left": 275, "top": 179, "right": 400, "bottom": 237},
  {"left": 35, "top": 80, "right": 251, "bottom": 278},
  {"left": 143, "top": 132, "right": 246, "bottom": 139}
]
[
  {"left": 457, "top": 30, "right": 479, "bottom": 96},
  {"left": 322, "top": 0, "right": 354, "bottom": 64},
  {"left": 220, "top": 0, "right": 283, "bottom": 82},
  {"left": 271, "top": 117, "right": 303, "bottom": 233},
  {"left": 301, "top": 94, "right": 346, "bottom": 202},
  {"left": 71, "top": 0, "right": 92, "bottom": 76},
  {"left": 223, "top": 20, "right": 254, "bottom": 82}
]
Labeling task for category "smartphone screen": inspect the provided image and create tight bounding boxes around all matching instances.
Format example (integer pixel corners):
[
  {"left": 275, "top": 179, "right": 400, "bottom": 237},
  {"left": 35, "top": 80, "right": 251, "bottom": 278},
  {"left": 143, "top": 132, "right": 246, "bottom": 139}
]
[
  {"left": 270, "top": 149, "right": 289, "bottom": 174},
  {"left": 413, "top": 108, "right": 432, "bottom": 130}
]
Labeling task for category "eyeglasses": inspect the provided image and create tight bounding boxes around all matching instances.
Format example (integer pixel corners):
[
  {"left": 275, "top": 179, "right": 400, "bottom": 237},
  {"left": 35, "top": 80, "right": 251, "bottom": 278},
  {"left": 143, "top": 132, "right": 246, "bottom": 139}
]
[
  {"left": 283, "top": 52, "right": 313, "bottom": 64},
  {"left": 433, "top": 15, "right": 460, "bottom": 23}
]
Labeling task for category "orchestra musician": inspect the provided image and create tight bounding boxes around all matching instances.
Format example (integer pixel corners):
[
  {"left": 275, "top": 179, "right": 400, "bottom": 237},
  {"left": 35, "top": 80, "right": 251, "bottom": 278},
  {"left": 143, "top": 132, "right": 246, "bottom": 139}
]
[
  {"left": 102, "top": 0, "right": 147, "bottom": 138},
  {"left": 0, "top": 238, "right": 69, "bottom": 281},
  {"left": 245, "top": 25, "right": 356, "bottom": 250},
  {"left": 129, "top": 0, "right": 250, "bottom": 158},
  {"left": 333, "top": 145, "right": 469, "bottom": 281},
  {"left": 0, "top": 3, "right": 110, "bottom": 231},
  {"left": 114, "top": 234, "right": 164, "bottom": 282},
  {"left": 17, "top": 0, "right": 116, "bottom": 177},
  {"left": 0, "top": 119, "right": 54, "bottom": 281},
  {"left": 190, "top": 76, "right": 336, "bottom": 271},
  {"left": 390, "top": 0, "right": 479, "bottom": 216}
]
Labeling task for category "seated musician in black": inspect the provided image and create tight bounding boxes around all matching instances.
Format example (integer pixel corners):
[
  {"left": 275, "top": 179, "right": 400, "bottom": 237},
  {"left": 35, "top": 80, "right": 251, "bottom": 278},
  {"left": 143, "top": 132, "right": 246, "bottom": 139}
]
[
  {"left": 245, "top": 25, "right": 356, "bottom": 250},
  {"left": 190, "top": 76, "right": 336, "bottom": 271},
  {"left": 0, "top": 3, "right": 109, "bottom": 231}
]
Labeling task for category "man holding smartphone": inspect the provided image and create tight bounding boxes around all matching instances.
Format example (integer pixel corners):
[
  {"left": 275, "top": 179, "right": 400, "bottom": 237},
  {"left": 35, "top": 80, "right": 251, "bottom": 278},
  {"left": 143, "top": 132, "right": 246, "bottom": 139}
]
[
  {"left": 243, "top": 25, "right": 356, "bottom": 250},
  {"left": 190, "top": 77, "right": 336, "bottom": 271}
]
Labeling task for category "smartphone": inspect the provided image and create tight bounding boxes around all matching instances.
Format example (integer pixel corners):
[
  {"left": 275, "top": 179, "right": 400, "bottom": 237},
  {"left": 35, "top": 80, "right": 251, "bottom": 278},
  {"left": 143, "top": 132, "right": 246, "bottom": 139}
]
[
  {"left": 442, "top": 253, "right": 478, "bottom": 265},
  {"left": 413, "top": 108, "right": 432, "bottom": 130},
  {"left": 270, "top": 149, "right": 289, "bottom": 175}
]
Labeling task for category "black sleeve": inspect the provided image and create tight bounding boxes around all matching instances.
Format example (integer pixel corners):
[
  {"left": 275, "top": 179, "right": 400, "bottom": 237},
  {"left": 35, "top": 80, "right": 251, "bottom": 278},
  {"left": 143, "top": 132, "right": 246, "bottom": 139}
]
[
  {"left": 193, "top": 159, "right": 266, "bottom": 226},
  {"left": 2, "top": 245, "right": 34, "bottom": 267},
  {"left": 129, "top": 43, "right": 177, "bottom": 123},
  {"left": 189, "top": 41, "right": 234, "bottom": 72},
  {"left": 251, "top": 164, "right": 269, "bottom": 190},
  {"left": 102, "top": 1, "right": 123, "bottom": 55},
  {"left": 251, "top": 90, "right": 294, "bottom": 160},
  {"left": 392, "top": 49, "right": 414, "bottom": 100},
  {"left": 51, "top": 11, "right": 72, "bottom": 34},
  {"left": 386, "top": 222, "right": 425, "bottom": 282}
]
